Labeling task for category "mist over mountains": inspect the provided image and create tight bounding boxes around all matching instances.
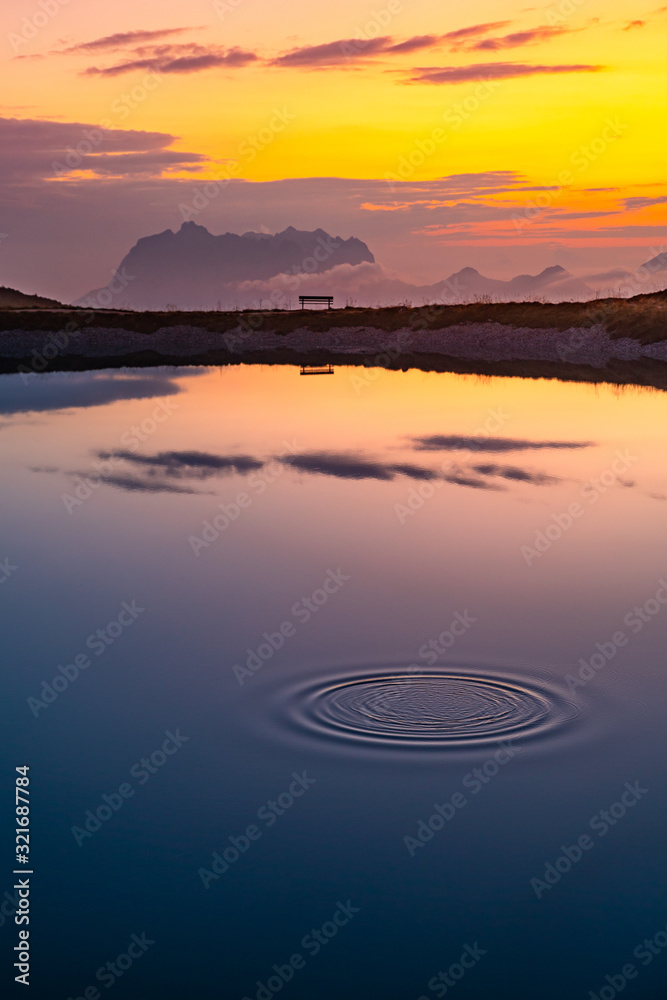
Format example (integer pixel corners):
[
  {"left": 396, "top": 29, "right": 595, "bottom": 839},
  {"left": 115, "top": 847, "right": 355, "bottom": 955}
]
[
  {"left": 78, "top": 223, "right": 374, "bottom": 310},
  {"left": 75, "top": 223, "right": 667, "bottom": 311}
]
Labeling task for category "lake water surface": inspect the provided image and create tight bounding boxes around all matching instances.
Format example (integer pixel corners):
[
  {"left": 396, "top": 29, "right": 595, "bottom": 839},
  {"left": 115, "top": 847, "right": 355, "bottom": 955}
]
[{"left": 3, "top": 363, "right": 667, "bottom": 999}]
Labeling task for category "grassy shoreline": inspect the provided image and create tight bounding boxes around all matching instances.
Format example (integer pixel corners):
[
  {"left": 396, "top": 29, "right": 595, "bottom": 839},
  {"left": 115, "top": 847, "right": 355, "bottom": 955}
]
[
  {"left": 1, "top": 292, "right": 666, "bottom": 389},
  {"left": 2, "top": 345, "right": 667, "bottom": 393},
  {"left": 1, "top": 289, "right": 666, "bottom": 342}
]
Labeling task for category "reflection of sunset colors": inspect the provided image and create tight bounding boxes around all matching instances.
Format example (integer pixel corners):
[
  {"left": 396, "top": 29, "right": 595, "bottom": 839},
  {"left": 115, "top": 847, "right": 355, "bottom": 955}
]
[
  {"left": 4, "top": 362, "right": 667, "bottom": 691},
  {"left": 3, "top": 361, "right": 667, "bottom": 996},
  {"left": 0, "top": 0, "right": 665, "bottom": 296}
]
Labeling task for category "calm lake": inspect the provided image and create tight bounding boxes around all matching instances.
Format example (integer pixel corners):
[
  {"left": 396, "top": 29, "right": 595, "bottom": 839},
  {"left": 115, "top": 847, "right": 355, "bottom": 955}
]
[{"left": 3, "top": 363, "right": 667, "bottom": 999}]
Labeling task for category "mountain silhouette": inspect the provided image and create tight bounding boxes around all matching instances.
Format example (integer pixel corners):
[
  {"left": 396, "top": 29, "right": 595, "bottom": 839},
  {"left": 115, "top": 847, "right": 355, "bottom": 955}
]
[
  {"left": 430, "top": 264, "right": 591, "bottom": 300},
  {"left": 0, "top": 285, "right": 63, "bottom": 308},
  {"left": 640, "top": 251, "right": 667, "bottom": 273},
  {"left": 77, "top": 223, "right": 374, "bottom": 309}
]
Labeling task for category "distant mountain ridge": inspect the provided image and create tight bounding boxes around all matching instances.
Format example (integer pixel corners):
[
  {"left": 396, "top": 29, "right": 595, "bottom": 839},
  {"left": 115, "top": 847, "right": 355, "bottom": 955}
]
[
  {"left": 0, "top": 286, "right": 62, "bottom": 308},
  {"left": 641, "top": 251, "right": 667, "bottom": 273},
  {"left": 73, "top": 222, "right": 667, "bottom": 311},
  {"left": 426, "top": 264, "right": 591, "bottom": 301},
  {"left": 77, "top": 223, "right": 375, "bottom": 310}
]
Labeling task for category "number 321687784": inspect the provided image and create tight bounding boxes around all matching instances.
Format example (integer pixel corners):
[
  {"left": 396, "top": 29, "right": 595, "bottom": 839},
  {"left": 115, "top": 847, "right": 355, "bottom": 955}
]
[{"left": 15, "top": 766, "right": 30, "bottom": 866}]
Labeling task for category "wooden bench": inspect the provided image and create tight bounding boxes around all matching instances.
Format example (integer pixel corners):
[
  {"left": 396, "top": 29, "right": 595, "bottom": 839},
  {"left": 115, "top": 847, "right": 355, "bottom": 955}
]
[
  {"left": 299, "top": 295, "right": 333, "bottom": 309},
  {"left": 300, "top": 364, "right": 334, "bottom": 375}
]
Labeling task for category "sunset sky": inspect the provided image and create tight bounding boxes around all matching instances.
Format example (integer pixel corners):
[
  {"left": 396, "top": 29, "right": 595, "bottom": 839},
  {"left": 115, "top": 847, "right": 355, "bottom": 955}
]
[{"left": 1, "top": 0, "right": 666, "bottom": 298}]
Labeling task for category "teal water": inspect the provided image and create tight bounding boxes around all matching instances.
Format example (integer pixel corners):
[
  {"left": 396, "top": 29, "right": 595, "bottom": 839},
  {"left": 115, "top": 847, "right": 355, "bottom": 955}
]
[{"left": 2, "top": 364, "right": 667, "bottom": 999}]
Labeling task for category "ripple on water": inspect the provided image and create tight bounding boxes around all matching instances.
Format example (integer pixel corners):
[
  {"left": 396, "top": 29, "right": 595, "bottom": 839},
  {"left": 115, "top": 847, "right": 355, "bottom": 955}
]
[{"left": 264, "top": 667, "right": 580, "bottom": 753}]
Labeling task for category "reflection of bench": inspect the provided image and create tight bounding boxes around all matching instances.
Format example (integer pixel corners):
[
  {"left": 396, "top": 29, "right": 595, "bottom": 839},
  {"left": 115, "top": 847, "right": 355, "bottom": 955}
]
[
  {"left": 300, "top": 365, "right": 334, "bottom": 375},
  {"left": 299, "top": 295, "right": 333, "bottom": 309}
]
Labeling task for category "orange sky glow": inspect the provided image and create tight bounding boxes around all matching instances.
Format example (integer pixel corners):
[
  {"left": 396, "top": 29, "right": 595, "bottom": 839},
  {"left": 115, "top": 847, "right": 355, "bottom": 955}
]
[{"left": 1, "top": 0, "right": 666, "bottom": 295}]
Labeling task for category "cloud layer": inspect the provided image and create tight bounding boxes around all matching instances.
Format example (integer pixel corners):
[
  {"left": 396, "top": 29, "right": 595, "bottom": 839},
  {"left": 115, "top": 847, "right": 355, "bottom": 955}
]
[
  {"left": 49, "top": 442, "right": 571, "bottom": 496},
  {"left": 406, "top": 62, "right": 602, "bottom": 85},
  {"left": 47, "top": 19, "right": 595, "bottom": 79},
  {"left": 411, "top": 435, "right": 593, "bottom": 452}
]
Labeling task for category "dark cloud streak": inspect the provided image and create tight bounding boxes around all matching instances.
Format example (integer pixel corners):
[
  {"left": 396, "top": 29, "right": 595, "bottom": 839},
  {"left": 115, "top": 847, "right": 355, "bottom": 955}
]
[
  {"left": 411, "top": 435, "right": 593, "bottom": 453},
  {"left": 270, "top": 36, "right": 391, "bottom": 67},
  {"left": 472, "top": 463, "right": 558, "bottom": 485},
  {"left": 472, "top": 26, "right": 568, "bottom": 50},
  {"left": 405, "top": 62, "right": 604, "bottom": 85},
  {"left": 444, "top": 21, "right": 512, "bottom": 41},
  {"left": 59, "top": 28, "right": 195, "bottom": 54},
  {"left": 97, "top": 450, "right": 265, "bottom": 478},
  {"left": 94, "top": 474, "right": 203, "bottom": 495},
  {"left": 85, "top": 44, "right": 257, "bottom": 77}
]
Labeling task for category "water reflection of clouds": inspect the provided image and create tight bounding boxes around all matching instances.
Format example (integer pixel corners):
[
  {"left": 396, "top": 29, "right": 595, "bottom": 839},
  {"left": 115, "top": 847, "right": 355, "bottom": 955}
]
[
  {"left": 98, "top": 449, "right": 264, "bottom": 479},
  {"left": 0, "top": 370, "right": 204, "bottom": 415},
  {"left": 34, "top": 435, "right": 593, "bottom": 497},
  {"left": 280, "top": 451, "right": 558, "bottom": 490},
  {"left": 89, "top": 473, "right": 206, "bottom": 495},
  {"left": 279, "top": 452, "right": 438, "bottom": 482},
  {"left": 471, "top": 463, "right": 559, "bottom": 486},
  {"left": 411, "top": 435, "right": 595, "bottom": 453},
  {"left": 84, "top": 449, "right": 264, "bottom": 494}
]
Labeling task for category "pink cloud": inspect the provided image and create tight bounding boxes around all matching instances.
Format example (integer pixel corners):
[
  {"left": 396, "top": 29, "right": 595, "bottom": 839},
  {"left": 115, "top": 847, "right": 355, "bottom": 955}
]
[
  {"left": 624, "top": 196, "right": 667, "bottom": 210},
  {"left": 0, "top": 116, "right": 207, "bottom": 180},
  {"left": 472, "top": 27, "right": 568, "bottom": 50},
  {"left": 405, "top": 62, "right": 604, "bottom": 84},
  {"left": 444, "top": 21, "right": 512, "bottom": 41},
  {"left": 386, "top": 35, "right": 444, "bottom": 55},
  {"left": 58, "top": 28, "right": 196, "bottom": 54},
  {"left": 270, "top": 36, "right": 392, "bottom": 67},
  {"left": 84, "top": 44, "right": 257, "bottom": 76}
]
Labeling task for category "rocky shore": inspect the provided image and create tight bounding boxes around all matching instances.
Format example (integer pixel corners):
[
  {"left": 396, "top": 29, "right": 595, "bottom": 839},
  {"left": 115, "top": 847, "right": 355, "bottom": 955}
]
[{"left": 2, "top": 317, "right": 667, "bottom": 389}]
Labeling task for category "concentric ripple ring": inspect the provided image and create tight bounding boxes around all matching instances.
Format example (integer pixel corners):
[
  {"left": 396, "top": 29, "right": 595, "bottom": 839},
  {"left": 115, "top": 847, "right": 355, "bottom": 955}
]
[{"left": 272, "top": 668, "right": 579, "bottom": 750}]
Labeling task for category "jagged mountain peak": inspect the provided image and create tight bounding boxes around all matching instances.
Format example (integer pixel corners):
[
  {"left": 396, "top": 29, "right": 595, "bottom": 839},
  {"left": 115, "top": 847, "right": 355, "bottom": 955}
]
[{"left": 76, "top": 224, "right": 374, "bottom": 310}]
